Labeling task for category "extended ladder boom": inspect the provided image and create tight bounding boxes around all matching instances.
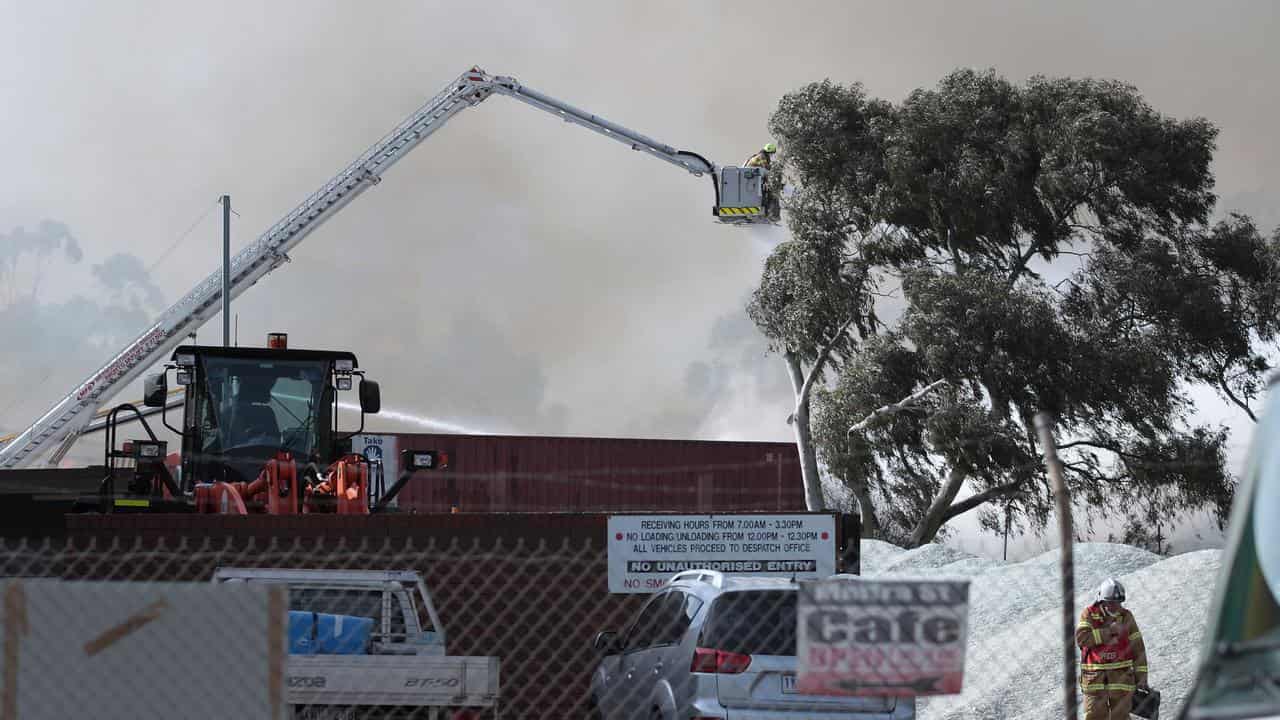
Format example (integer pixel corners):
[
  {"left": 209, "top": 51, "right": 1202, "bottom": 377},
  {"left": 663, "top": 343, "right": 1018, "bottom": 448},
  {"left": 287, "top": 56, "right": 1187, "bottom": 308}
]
[
  {"left": 486, "top": 75, "right": 719, "bottom": 199},
  {"left": 0, "top": 67, "right": 762, "bottom": 468}
]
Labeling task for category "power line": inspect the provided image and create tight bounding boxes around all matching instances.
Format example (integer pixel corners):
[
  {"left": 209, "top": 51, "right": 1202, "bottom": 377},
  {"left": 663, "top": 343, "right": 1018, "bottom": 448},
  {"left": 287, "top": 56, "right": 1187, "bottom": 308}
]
[{"left": 146, "top": 198, "right": 222, "bottom": 273}]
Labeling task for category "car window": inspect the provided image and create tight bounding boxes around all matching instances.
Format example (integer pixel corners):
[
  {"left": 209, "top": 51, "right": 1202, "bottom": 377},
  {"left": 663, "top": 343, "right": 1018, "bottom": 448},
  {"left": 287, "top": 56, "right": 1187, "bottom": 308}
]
[
  {"left": 624, "top": 591, "right": 679, "bottom": 652},
  {"left": 289, "top": 587, "right": 390, "bottom": 640},
  {"left": 699, "top": 590, "right": 797, "bottom": 656},
  {"left": 413, "top": 593, "right": 438, "bottom": 635},
  {"left": 387, "top": 592, "right": 410, "bottom": 641},
  {"left": 681, "top": 592, "right": 705, "bottom": 623},
  {"left": 652, "top": 591, "right": 704, "bottom": 647}
]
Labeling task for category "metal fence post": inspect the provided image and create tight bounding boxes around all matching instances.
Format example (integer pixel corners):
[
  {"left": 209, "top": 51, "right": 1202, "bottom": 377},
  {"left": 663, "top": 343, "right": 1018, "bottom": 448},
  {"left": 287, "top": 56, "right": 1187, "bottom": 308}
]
[{"left": 1036, "top": 412, "right": 1077, "bottom": 720}]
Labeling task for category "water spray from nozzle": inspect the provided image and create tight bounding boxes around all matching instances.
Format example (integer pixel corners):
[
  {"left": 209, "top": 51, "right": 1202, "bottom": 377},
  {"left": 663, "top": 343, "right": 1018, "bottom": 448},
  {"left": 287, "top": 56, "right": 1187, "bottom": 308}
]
[{"left": 337, "top": 401, "right": 485, "bottom": 435}]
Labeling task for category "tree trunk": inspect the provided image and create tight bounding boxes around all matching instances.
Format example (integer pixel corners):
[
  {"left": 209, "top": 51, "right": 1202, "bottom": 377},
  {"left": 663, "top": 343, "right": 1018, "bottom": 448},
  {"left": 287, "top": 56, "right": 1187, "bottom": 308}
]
[
  {"left": 785, "top": 352, "right": 826, "bottom": 511},
  {"left": 849, "top": 478, "right": 880, "bottom": 538},
  {"left": 843, "top": 380, "right": 948, "bottom": 540},
  {"left": 908, "top": 466, "right": 968, "bottom": 547}
]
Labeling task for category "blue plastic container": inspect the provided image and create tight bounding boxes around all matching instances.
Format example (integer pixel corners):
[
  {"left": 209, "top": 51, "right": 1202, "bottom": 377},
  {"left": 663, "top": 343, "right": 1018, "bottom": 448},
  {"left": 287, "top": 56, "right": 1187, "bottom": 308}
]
[
  {"left": 287, "top": 610, "right": 374, "bottom": 655},
  {"left": 288, "top": 610, "right": 317, "bottom": 654}
]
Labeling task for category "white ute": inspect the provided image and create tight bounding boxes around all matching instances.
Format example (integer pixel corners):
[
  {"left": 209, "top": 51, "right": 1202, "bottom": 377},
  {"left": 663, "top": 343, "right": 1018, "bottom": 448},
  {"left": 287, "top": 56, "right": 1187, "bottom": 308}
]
[{"left": 214, "top": 568, "right": 500, "bottom": 719}]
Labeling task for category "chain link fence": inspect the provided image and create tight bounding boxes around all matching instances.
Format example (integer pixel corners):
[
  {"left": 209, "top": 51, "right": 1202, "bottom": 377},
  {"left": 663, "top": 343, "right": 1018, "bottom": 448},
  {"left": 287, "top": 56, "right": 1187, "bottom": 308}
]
[
  {"left": 0, "top": 516, "right": 1204, "bottom": 720},
  {"left": 0, "top": 527, "right": 859, "bottom": 719}
]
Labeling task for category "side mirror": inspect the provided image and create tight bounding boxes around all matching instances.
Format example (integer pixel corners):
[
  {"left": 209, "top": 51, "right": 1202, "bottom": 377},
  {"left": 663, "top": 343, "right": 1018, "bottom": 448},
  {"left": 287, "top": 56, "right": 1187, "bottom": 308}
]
[
  {"left": 143, "top": 373, "right": 168, "bottom": 408},
  {"left": 359, "top": 379, "right": 381, "bottom": 415},
  {"left": 592, "top": 630, "right": 619, "bottom": 653}
]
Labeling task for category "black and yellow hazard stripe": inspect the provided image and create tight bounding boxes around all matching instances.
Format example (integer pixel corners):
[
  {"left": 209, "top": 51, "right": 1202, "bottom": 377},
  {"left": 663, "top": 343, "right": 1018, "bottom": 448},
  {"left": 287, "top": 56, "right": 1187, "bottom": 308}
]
[{"left": 718, "top": 207, "right": 762, "bottom": 216}]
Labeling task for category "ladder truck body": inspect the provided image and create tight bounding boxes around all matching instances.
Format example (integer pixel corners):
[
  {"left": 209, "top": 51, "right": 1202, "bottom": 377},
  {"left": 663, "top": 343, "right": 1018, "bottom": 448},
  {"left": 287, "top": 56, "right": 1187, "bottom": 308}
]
[{"left": 0, "top": 66, "right": 771, "bottom": 470}]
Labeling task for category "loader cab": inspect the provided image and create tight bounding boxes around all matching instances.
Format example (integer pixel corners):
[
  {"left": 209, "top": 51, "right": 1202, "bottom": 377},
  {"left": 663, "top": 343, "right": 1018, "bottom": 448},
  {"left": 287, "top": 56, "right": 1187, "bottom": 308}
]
[{"left": 144, "top": 341, "right": 380, "bottom": 490}]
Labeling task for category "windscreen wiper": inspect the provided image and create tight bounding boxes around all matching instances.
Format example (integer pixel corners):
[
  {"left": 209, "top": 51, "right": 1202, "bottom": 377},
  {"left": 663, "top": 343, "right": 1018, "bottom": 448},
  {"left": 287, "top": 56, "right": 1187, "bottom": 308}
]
[
  {"left": 269, "top": 395, "right": 308, "bottom": 428},
  {"left": 1216, "top": 636, "right": 1280, "bottom": 660}
]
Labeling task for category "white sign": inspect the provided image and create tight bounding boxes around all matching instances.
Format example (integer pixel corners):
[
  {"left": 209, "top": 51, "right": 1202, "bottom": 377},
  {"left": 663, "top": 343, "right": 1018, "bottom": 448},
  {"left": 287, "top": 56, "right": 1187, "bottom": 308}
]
[
  {"left": 351, "top": 434, "right": 398, "bottom": 506},
  {"left": 0, "top": 580, "right": 285, "bottom": 720},
  {"left": 797, "top": 578, "right": 971, "bottom": 696},
  {"left": 607, "top": 514, "right": 837, "bottom": 593}
]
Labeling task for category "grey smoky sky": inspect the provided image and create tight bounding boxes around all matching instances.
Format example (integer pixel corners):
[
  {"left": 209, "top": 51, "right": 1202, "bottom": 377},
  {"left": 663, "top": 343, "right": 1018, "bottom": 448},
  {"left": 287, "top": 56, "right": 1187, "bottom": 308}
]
[{"left": 2, "top": 2, "right": 1277, "bottom": 553}]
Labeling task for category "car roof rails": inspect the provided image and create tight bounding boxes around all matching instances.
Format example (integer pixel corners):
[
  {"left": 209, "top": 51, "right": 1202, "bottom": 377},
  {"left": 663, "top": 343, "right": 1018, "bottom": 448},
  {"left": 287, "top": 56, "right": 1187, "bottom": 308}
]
[{"left": 670, "top": 569, "right": 725, "bottom": 589}]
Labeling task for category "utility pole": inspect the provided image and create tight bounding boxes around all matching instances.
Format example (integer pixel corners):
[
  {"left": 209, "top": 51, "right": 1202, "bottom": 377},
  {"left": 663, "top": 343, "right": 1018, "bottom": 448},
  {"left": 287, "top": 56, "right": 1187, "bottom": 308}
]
[
  {"left": 1003, "top": 501, "right": 1012, "bottom": 561},
  {"left": 221, "top": 194, "right": 231, "bottom": 347}
]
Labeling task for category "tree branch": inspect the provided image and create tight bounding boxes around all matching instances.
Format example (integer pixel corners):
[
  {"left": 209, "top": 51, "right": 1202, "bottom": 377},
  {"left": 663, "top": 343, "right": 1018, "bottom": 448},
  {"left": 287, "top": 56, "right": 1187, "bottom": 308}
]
[
  {"left": 1062, "top": 461, "right": 1134, "bottom": 485},
  {"left": 1009, "top": 180, "right": 1106, "bottom": 286},
  {"left": 1215, "top": 364, "right": 1258, "bottom": 423},
  {"left": 1107, "top": 312, "right": 1149, "bottom": 331},
  {"left": 1008, "top": 242, "right": 1043, "bottom": 287},
  {"left": 787, "top": 313, "right": 859, "bottom": 425},
  {"left": 941, "top": 480, "right": 1025, "bottom": 523},
  {"left": 1055, "top": 439, "right": 1146, "bottom": 459},
  {"left": 909, "top": 466, "right": 968, "bottom": 547},
  {"left": 847, "top": 379, "right": 950, "bottom": 435}
]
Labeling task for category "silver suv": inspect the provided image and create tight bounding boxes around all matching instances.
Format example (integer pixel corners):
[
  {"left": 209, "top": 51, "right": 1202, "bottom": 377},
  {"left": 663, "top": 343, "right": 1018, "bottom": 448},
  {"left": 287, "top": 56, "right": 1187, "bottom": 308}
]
[{"left": 589, "top": 570, "right": 916, "bottom": 719}]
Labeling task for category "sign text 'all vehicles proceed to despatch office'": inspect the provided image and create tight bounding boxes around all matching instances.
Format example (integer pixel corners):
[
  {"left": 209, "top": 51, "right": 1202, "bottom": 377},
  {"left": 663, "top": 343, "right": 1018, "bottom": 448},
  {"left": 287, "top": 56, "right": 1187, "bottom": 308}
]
[{"left": 607, "top": 514, "right": 836, "bottom": 593}]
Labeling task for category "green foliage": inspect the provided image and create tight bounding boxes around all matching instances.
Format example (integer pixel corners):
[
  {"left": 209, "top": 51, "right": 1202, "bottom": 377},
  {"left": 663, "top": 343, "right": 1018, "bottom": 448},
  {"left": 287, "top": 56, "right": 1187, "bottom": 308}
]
[
  {"left": 746, "top": 239, "right": 872, "bottom": 361},
  {"left": 763, "top": 67, "right": 1275, "bottom": 545}
]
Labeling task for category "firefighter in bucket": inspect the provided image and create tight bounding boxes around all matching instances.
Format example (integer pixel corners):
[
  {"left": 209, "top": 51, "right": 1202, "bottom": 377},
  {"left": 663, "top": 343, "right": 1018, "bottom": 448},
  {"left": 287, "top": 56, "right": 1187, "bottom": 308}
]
[{"left": 743, "top": 142, "right": 781, "bottom": 222}]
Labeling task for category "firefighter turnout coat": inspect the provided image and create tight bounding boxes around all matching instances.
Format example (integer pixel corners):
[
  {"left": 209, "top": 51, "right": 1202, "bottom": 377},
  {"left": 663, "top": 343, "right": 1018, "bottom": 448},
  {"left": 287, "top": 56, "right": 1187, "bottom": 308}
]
[{"left": 1076, "top": 602, "right": 1148, "bottom": 693}]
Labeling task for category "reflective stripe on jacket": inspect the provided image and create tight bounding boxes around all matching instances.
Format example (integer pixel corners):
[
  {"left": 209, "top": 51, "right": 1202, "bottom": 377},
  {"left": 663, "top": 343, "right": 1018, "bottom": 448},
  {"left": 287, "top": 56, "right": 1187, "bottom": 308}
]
[
  {"left": 1075, "top": 603, "right": 1148, "bottom": 686},
  {"left": 1081, "top": 668, "right": 1136, "bottom": 693}
]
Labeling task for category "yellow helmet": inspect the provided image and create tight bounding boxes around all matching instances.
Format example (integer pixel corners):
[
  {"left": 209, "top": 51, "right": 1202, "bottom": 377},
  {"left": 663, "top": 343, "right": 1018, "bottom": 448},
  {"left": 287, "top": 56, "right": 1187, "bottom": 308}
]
[{"left": 763, "top": 142, "right": 777, "bottom": 153}]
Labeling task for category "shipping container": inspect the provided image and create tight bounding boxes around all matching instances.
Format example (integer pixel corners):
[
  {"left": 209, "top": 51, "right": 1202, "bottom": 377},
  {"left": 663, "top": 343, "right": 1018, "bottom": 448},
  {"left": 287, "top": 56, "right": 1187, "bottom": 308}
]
[{"left": 373, "top": 433, "right": 805, "bottom": 513}]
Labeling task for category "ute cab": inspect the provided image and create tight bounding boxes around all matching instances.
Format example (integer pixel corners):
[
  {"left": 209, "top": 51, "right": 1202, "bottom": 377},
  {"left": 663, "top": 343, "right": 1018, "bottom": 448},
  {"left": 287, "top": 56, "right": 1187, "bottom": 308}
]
[{"left": 98, "top": 334, "right": 382, "bottom": 514}]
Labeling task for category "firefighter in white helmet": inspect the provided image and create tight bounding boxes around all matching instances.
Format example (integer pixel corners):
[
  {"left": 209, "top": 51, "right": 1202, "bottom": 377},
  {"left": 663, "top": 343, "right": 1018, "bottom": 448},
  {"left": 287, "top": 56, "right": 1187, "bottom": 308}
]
[{"left": 1076, "top": 578, "right": 1148, "bottom": 720}]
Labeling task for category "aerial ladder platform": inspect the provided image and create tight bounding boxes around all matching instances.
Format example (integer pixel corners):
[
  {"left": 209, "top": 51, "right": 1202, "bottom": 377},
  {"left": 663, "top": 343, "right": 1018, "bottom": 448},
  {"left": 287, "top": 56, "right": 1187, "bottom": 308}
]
[{"left": 0, "top": 67, "right": 774, "bottom": 469}]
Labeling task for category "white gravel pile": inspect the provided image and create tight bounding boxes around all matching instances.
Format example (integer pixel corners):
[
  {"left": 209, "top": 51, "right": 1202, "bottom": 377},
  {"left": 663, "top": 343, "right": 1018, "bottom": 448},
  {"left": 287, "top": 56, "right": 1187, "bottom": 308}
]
[{"left": 862, "top": 541, "right": 1221, "bottom": 720}]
